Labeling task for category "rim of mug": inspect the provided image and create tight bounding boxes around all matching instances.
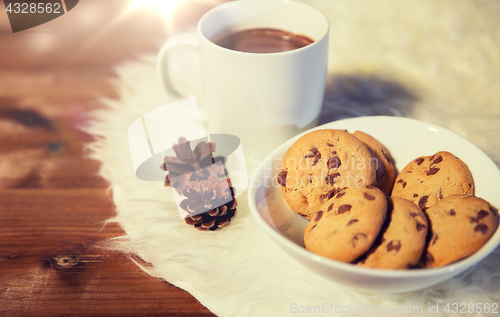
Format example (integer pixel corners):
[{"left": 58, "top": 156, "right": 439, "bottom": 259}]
[{"left": 197, "top": 0, "right": 330, "bottom": 55}]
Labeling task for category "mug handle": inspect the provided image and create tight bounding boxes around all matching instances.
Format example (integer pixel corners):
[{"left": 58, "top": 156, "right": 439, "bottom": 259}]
[{"left": 157, "top": 32, "right": 200, "bottom": 97}]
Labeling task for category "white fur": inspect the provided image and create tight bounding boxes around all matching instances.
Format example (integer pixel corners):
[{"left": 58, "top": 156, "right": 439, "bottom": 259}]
[{"left": 87, "top": 1, "right": 500, "bottom": 316}]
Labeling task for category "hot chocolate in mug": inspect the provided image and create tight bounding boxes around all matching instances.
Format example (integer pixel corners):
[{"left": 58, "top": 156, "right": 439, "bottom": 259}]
[{"left": 157, "top": 0, "right": 329, "bottom": 172}]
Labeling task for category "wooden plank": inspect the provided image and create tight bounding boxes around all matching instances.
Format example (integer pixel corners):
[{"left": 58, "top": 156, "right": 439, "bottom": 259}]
[
  {"left": 0, "top": 0, "right": 225, "bottom": 315},
  {"left": 0, "top": 188, "right": 214, "bottom": 316}
]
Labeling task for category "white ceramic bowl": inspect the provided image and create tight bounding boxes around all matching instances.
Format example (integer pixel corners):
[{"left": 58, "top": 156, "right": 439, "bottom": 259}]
[{"left": 248, "top": 116, "right": 500, "bottom": 293}]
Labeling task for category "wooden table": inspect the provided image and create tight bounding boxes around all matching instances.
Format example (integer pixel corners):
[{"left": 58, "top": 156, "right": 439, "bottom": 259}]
[{"left": 0, "top": 1, "right": 225, "bottom": 315}]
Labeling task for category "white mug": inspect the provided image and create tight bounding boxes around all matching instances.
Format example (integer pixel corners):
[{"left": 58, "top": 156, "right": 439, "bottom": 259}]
[{"left": 157, "top": 0, "right": 329, "bottom": 172}]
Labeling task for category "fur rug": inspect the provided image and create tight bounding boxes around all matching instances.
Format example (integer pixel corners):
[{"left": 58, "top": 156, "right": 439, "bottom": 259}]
[{"left": 87, "top": 1, "right": 500, "bottom": 316}]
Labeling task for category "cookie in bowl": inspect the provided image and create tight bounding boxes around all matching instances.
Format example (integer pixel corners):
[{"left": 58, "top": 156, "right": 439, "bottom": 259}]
[
  {"left": 422, "top": 194, "right": 499, "bottom": 268},
  {"left": 357, "top": 197, "right": 428, "bottom": 269},
  {"left": 303, "top": 186, "right": 387, "bottom": 263},
  {"left": 278, "top": 129, "right": 377, "bottom": 220},
  {"left": 391, "top": 151, "right": 474, "bottom": 211}
]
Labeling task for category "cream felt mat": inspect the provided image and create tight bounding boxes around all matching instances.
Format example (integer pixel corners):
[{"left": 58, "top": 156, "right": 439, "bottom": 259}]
[{"left": 87, "top": 1, "right": 500, "bottom": 316}]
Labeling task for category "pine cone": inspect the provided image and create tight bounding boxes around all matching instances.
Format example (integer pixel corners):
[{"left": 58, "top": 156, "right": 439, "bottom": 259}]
[
  {"left": 180, "top": 176, "right": 237, "bottom": 231},
  {"left": 161, "top": 137, "right": 225, "bottom": 194}
]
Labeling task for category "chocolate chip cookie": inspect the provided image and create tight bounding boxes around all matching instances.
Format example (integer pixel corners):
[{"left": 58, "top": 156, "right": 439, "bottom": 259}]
[
  {"left": 391, "top": 151, "right": 474, "bottom": 211},
  {"left": 303, "top": 186, "right": 387, "bottom": 263},
  {"left": 421, "top": 195, "right": 498, "bottom": 268},
  {"left": 358, "top": 197, "right": 428, "bottom": 269},
  {"left": 353, "top": 131, "right": 396, "bottom": 196},
  {"left": 278, "top": 129, "right": 377, "bottom": 220}
]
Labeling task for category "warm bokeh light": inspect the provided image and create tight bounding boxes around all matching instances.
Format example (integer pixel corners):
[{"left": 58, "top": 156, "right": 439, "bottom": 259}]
[{"left": 131, "top": 0, "right": 183, "bottom": 19}]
